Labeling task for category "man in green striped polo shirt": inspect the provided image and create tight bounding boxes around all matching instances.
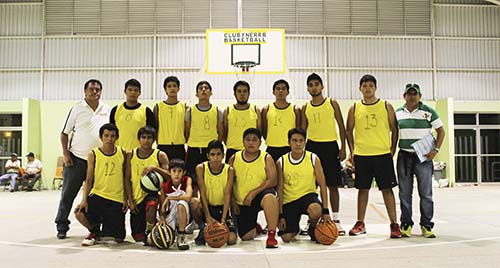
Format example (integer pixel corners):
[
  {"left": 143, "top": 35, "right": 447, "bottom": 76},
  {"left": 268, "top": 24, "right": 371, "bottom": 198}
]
[{"left": 395, "top": 83, "right": 445, "bottom": 238}]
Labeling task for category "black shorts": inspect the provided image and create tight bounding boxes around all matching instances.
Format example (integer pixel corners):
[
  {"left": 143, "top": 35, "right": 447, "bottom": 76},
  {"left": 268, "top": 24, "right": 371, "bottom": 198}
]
[
  {"left": 85, "top": 194, "right": 126, "bottom": 239},
  {"left": 130, "top": 194, "right": 158, "bottom": 240},
  {"left": 185, "top": 147, "right": 208, "bottom": 184},
  {"left": 235, "top": 188, "right": 277, "bottom": 237},
  {"left": 266, "top": 146, "right": 291, "bottom": 162},
  {"left": 354, "top": 153, "right": 397, "bottom": 190},
  {"left": 204, "top": 205, "right": 237, "bottom": 233},
  {"left": 225, "top": 148, "right": 239, "bottom": 163},
  {"left": 279, "top": 193, "right": 321, "bottom": 235},
  {"left": 306, "top": 140, "right": 342, "bottom": 187},
  {"left": 157, "top": 144, "right": 186, "bottom": 161}
]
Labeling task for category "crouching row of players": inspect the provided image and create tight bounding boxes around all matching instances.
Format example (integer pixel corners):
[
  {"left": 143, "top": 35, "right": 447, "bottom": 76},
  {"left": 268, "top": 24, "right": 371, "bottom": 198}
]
[{"left": 74, "top": 123, "right": 332, "bottom": 249}]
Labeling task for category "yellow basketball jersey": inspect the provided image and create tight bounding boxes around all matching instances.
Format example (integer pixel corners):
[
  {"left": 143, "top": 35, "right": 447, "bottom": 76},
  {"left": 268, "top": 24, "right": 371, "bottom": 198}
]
[
  {"left": 114, "top": 103, "right": 147, "bottom": 151},
  {"left": 305, "top": 97, "right": 338, "bottom": 142},
  {"left": 281, "top": 151, "right": 317, "bottom": 204},
  {"left": 232, "top": 151, "right": 267, "bottom": 205},
  {"left": 187, "top": 104, "right": 219, "bottom": 148},
  {"left": 266, "top": 103, "right": 295, "bottom": 147},
  {"left": 203, "top": 162, "right": 229, "bottom": 206},
  {"left": 157, "top": 101, "right": 186, "bottom": 145},
  {"left": 130, "top": 148, "right": 160, "bottom": 204},
  {"left": 354, "top": 99, "right": 391, "bottom": 156},
  {"left": 90, "top": 146, "right": 125, "bottom": 203},
  {"left": 226, "top": 104, "right": 258, "bottom": 150}
]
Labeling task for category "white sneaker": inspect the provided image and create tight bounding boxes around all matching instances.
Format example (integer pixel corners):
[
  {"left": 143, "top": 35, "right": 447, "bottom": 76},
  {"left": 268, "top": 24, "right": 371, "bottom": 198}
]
[
  {"left": 334, "top": 220, "right": 346, "bottom": 236},
  {"left": 81, "top": 233, "right": 98, "bottom": 246},
  {"left": 185, "top": 222, "right": 198, "bottom": 234},
  {"left": 177, "top": 233, "right": 189, "bottom": 250}
]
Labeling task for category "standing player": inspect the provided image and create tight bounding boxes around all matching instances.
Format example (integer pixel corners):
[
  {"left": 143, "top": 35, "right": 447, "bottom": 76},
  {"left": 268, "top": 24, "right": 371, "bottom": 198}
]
[
  {"left": 158, "top": 159, "right": 193, "bottom": 250},
  {"left": 396, "top": 83, "right": 444, "bottom": 238},
  {"left": 110, "top": 78, "right": 155, "bottom": 151},
  {"left": 346, "top": 74, "right": 401, "bottom": 238},
  {"left": 301, "top": 73, "right": 347, "bottom": 235},
  {"left": 223, "top": 80, "right": 261, "bottom": 163},
  {"left": 185, "top": 81, "right": 224, "bottom": 191},
  {"left": 191, "top": 140, "right": 237, "bottom": 246},
  {"left": 154, "top": 76, "right": 187, "bottom": 161},
  {"left": 277, "top": 128, "right": 332, "bottom": 242},
  {"left": 124, "top": 126, "right": 170, "bottom": 243},
  {"left": 74, "top": 123, "right": 126, "bottom": 246},
  {"left": 229, "top": 128, "right": 279, "bottom": 248},
  {"left": 261, "top": 79, "right": 301, "bottom": 161},
  {"left": 55, "top": 79, "right": 109, "bottom": 239}
]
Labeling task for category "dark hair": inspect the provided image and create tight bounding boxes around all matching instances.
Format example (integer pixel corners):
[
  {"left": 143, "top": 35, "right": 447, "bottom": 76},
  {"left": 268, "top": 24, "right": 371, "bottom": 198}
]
[
  {"left": 307, "top": 73, "right": 323, "bottom": 86},
  {"left": 84, "top": 79, "right": 102, "bottom": 90},
  {"left": 273, "top": 79, "right": 289, "bottom": 91},
  {"left": 196, "top": 80, "right": 212, "bottom": 92},
  {"left": 137, "top": 125, "right": 157, "bottom": 141},
  {"left": 233, "top": 80, "right": 250, "bottom": 92},
  {"left": 287, "top": 128, "right": 307, "bottom": 141},
  {"left": 359, "top": 74, "right": 377, "bottom": 87},
  {"left": 243, "top": 127, "right": 262, "bottom": 140},
  {"left": 99, "top": 123, "right": 119, "bottom": 139},
  {"left": 124, "top": 78, "right": 141, "bottom": 91},
  {"left": 163, "top": 76, "right": 180, "bottom": 89},
  {"left": 207, "top": 139, "right": 224, "bottom": 154},
  {"left": 169, "top": 158, "right": 186, "bottom": 170}
]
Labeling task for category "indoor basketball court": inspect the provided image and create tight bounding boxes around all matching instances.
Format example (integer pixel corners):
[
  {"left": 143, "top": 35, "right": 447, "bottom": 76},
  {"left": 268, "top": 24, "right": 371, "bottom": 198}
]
[{"left": 1, "top": 0, "right": 500, "bottom": 267}]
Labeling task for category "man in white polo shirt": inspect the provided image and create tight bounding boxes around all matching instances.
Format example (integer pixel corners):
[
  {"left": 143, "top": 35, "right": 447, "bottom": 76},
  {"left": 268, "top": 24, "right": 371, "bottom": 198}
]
[{"left": 55, "top": 79, "right": 110, "bottom": 239}]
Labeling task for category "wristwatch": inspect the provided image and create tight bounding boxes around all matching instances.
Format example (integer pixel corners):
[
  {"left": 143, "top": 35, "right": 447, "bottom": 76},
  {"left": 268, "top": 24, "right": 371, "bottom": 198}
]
[{"left": 434, "top": 147, "right": 440, "bottom": 152}]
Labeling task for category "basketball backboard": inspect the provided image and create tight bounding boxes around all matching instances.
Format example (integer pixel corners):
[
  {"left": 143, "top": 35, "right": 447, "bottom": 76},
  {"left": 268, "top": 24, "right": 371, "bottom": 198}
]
[{"left": 206, "top": 29, "right": 286, "bottom": 74}]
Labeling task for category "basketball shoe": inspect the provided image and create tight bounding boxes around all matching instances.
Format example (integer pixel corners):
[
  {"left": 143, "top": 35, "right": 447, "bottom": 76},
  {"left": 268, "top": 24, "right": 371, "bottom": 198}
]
[
  {"left": 421, "top": 226, "right": 436, "bottom": 238},
  {"left": 390, "top": 223, "right": 402, "bottom": 238},
  {"left": 266, "top": 230, "right": 278, "bottom": 248},
  {"left": 81, "top": 233, "right": 99, "bottom": 246},
  {"left": 349, "top": 221, "right": 366, "bottom": 236},
  {"left": 400, "top": 224, "right": 412, "bottom": 237},
  {"left": 333, "top": 220, "right": 346, "bottom": 236}
]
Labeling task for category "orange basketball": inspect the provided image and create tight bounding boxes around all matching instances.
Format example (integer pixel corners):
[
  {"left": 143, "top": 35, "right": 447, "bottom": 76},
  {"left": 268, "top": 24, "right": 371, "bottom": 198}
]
[
  {"left": 204, "top": 222, "right": 229, "bottom": 248},
  {"left": 314, "top": 221, "right": 339, "bottom": 245}
]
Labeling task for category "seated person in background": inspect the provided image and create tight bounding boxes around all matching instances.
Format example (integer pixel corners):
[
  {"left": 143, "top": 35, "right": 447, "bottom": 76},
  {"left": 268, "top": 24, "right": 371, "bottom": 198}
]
[
  {"left": 22, "top": 152, "right": 43, "bottom": 191},
  {"left": 0, "top": 153, "right": 21, "bottom": 192}
]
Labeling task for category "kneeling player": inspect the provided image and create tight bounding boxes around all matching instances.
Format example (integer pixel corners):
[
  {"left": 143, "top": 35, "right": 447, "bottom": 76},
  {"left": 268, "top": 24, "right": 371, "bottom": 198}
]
[
  {"left": 74, "top": 123, "right": 127, "bottom": 246},
  {"left": 191, "top": 140, "right": 237, "bottom": 246},
  {"left": 124, "top": 126, "right": 169, "bottom": 243},
  {"left": 158, "top": 159, "right": 193, "bottom": 250},
  {"left": 277, "top": 128, "right": 332, "bottom": 242}
]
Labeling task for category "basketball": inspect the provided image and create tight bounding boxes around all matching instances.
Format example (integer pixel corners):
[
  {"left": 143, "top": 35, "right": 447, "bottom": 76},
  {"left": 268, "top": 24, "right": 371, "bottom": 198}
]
[
  {"left": 140, "top": 171, "right": 164, "bottom": 194},
  {"left": 150, "top": 223, "right": 176, "bottom": 249},
  {"left": 204, "top": 222, "right": 229, "bottom": 248},
  {"left": 314, "top": 221, "right": 339, "bottom": 245}
]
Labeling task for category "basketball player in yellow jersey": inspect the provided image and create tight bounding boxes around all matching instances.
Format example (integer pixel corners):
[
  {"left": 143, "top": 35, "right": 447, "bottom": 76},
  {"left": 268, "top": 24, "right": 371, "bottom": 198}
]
[
  {"left": 277, "top": 128, "right": 332, "bottom": 242},
  {"left": 346, "top": 74, "right": 401, "bottom": 238},
  {"left": 301, "top": 73, "right": 347, "bottom": 235},
  {"left": 154, "top": 76, "right": 187, "bottom": 161},
  {"left": 110, "top": 79, "right": 156, "bottom": 151},
  {"left": 261, "top": 79, "right": 301, "bottom": 161},
  {"left": 229, "top": 128, "right": 279, "bottom": 248},
  {"left": 191, "top": 140, "right": 237, "bottom": 246},
  {"left": 74, "top": 123, "right": 127, "bottom": 246},
  {"left": 124, "top": 126, "right": 169, "bottom": 243},
  {"left": 223, "top": 80, "right": 261, "bottom": 163},
  {"left": 185, "top": 81, "right": 224, "bottom": 190}
]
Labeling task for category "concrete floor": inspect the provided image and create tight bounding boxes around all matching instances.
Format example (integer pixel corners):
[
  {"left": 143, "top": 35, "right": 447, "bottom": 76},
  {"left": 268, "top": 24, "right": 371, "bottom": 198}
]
[{"left": 1, "top": 185, "right": 499, "bottom": 268}]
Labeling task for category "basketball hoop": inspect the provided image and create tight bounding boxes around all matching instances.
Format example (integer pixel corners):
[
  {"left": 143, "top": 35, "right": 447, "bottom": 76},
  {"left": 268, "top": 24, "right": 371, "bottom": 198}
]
[{"left": 234, "top": 61, "right": 257, "bottom": 73}]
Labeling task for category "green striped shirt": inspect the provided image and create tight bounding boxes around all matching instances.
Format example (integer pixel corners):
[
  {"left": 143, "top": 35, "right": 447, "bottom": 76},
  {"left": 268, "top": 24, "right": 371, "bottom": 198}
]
[{"left": 396, "top": 102, "right": 443, "bottom": 152}]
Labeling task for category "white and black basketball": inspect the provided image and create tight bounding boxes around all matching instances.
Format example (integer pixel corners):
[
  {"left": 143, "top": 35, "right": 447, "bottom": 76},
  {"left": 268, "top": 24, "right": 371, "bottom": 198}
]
[
  {"left": 140, "top": 171, "right": 164, "bottom": 194},
  {"left": 150, "top": 223, "right": 176, "bottom": 249}
]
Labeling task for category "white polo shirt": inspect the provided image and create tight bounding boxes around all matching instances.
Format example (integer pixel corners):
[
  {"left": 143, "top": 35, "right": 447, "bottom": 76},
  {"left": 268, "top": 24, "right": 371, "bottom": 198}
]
[
  {"left": 25, "top": 159, "right": 43, "bottom": 174},
  {"left": 61, "top": 100, "right": 110, "bottom": 160},
  {"left": 5, "top": 159, "right": 21, "bottom": 173}
]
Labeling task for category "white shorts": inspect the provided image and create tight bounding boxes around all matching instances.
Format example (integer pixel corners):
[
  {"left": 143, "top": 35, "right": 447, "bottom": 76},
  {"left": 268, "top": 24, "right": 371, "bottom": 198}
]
[{"left": 165, "top": 199, "right": 190, "bottom": 230}]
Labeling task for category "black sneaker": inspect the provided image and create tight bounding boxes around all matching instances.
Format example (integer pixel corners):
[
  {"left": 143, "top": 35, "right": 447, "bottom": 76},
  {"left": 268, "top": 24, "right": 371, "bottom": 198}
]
[
  {"left": 307, "top": 225, "right": 317, "bottom": 242},
  {"left": 195, "top": 223, "right": 205, "bottom": 246},
  {"left": 57, "top": 231, "right": 67, "bottom": 239}
]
